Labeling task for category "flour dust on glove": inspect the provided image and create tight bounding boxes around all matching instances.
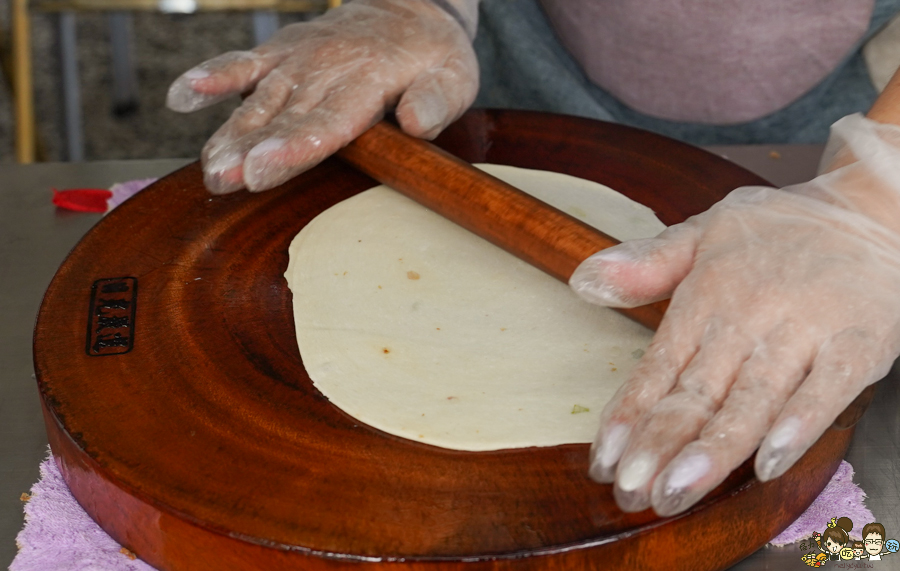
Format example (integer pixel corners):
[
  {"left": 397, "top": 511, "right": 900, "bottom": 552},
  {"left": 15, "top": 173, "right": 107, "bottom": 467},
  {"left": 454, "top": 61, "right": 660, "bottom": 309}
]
[
  {"left": 167, "top": 0, "right": 479, "bottom": 194},
  {"left": 570, "top": 113, "right": 900, "bottom": 517}
]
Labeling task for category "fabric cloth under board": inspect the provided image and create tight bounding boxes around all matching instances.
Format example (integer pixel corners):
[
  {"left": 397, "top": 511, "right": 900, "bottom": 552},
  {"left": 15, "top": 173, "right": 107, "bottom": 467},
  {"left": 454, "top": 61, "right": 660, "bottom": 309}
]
[{"left": 10, "top": 452, "right": 872, "bottom": 570}]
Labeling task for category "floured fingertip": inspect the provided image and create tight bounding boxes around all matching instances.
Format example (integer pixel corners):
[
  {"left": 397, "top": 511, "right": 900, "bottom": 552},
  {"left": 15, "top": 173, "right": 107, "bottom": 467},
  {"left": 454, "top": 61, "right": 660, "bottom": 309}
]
[
  {"left": 203, "top": 151, "right": 246, "bottom": 194},
  {"left": 184, "top": 68, "right": 211, "bottom": 80},
  {"left": 569, "top": 254, "right": 637, "bottom": 307},
  {"left": 167, "top": 77, "right": 232, "bottom": 113},
  {"left": 588, "top": 423, "right": 630, "bottom": 483},
  {"left": 755, "top": 416, "right": 804, "bottom": 481}
]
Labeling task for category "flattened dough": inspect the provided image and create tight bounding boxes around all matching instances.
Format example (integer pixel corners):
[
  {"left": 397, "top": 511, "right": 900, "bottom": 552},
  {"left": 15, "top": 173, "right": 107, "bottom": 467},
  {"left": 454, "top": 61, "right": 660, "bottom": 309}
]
[{"left": 285, "top": 164, "right": 665, "bottom": 451}]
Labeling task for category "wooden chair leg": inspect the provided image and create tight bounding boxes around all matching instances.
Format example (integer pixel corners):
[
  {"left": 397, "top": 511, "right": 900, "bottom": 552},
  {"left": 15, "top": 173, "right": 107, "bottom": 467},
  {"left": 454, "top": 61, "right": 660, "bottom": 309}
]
[
  {"left": 0, "top": 23, "right": 46, "bottom": 161},
  {"left": 11, "top": 0, "right": 36, "bottom": 163}
]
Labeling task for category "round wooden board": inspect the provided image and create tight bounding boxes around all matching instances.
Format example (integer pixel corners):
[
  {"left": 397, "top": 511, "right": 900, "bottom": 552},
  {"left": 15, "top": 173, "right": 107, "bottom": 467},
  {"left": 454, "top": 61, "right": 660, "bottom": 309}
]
[{"left": 35, "top": 110, "right": 854, "bottom": 571}]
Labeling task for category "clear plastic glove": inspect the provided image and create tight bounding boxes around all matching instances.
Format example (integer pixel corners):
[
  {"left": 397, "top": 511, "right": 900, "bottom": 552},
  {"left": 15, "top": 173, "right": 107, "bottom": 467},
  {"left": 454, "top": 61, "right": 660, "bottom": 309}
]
[
  {"left": 570, "top": 114, "right": 900, "bottom": 517},
  {"left": 166, "top": 0, "right": 479, "bottom": 194}
]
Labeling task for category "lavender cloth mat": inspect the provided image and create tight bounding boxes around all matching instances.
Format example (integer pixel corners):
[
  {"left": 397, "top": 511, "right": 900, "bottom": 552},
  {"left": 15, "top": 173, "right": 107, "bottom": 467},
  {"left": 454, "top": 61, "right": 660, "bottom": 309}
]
[
  {"left": 106, "top": 178, "right": 157, "bottom": 212},
  {"left": 12, "top": 455, "right": 156, "bottom": 571},
  {"left": 11, "top": 454, "right": 871, "bottom": 570},
  {"left": 770, "top": 460, "right": 874, "bottom": 545}
]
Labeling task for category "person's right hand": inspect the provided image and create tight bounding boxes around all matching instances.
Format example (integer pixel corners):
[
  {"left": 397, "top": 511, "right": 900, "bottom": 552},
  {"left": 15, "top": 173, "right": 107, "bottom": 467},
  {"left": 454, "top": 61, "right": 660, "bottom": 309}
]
[{"left": 166, "top": 0, "right": 479, "bottom": 194}]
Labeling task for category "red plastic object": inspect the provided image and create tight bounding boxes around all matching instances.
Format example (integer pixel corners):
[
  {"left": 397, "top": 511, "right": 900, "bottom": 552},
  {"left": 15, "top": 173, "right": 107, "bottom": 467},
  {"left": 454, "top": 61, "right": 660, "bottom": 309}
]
[{"left": 52, "top": 188, "right": 113, "bottom": 213}]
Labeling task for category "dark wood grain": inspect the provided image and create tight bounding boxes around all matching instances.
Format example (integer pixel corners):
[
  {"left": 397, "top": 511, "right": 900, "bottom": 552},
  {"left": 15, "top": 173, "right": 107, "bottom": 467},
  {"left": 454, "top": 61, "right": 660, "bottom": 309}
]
[{"left": 34, "top": 110, "right": 853, "bottom": 571}]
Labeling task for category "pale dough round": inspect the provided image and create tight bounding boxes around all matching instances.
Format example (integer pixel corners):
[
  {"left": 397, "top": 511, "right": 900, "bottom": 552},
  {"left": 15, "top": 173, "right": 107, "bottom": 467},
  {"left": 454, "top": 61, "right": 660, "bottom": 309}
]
[{"left": 285, "top": 164, "right": 665, "bottom": 451}]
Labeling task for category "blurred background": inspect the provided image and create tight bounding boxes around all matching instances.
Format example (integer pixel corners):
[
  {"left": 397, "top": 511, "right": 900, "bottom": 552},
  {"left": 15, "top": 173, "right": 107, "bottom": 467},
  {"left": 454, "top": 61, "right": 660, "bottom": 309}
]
[
  {"left": 4, "top": 2, "right": 900, "bottom": 166},
  {"left": 0, "top": 0, "right": 330, "bottom": 163}
]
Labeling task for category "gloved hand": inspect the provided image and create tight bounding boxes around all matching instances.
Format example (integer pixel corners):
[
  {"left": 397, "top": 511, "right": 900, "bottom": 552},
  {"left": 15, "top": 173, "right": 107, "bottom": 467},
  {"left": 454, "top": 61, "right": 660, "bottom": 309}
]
[
  {"left": 569, "top": 113, "right": 900, "bottom": 516},
  {"left": 167, "top": 0, "right": 479, "bottom": 194}
]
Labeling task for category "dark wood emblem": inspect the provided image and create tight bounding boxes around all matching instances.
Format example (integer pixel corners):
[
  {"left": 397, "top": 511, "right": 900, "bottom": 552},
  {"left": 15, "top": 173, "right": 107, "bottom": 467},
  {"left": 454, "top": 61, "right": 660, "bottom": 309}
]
[{"left": 86, "top": 277, "right": 137, "bottom": 356}]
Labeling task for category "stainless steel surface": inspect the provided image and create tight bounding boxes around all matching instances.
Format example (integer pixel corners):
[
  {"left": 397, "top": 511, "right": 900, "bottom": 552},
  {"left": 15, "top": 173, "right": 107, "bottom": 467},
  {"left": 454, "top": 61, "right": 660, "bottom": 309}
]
[
  {"left": 0, "top": 159, "right": 190, "bottom": 568},
  {"left": 1, "top": 149, "right": 898, "bottom": 570}
]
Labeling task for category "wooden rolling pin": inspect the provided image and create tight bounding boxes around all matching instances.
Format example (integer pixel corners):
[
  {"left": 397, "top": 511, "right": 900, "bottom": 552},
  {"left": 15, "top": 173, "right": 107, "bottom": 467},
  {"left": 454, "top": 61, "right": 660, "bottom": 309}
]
[{"left": 337, "top": 120, "right": 669, "bottom": 331}]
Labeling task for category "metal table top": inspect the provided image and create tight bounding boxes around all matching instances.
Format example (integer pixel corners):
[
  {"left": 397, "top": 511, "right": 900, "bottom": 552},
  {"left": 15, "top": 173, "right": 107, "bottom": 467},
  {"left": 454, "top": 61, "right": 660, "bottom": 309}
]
[{"left": 2, "top": 150, "right": 898, "bottom": 570}]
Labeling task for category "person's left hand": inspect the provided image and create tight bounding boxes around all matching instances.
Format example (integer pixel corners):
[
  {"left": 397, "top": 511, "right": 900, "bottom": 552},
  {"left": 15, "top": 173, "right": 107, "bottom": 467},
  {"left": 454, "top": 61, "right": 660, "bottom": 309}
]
[{"left": 569, "top": 114, "right": 900, "bottom": 516}]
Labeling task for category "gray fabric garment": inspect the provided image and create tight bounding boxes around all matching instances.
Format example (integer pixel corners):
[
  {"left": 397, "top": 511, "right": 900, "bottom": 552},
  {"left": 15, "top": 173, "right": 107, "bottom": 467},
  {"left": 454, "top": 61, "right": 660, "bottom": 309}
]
[
  {"left": 539, "top": 0, "right": 874, "bottom": 124},
  {"left": 473, "top": 0, "right": 900, "bottom": 145}
]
